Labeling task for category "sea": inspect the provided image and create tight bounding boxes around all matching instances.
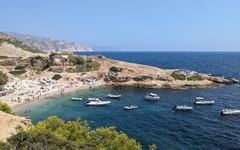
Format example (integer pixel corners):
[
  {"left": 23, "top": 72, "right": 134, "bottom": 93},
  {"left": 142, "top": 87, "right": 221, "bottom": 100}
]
[{"left": 14, "top": 52, "right": 240, "bottom": 150}]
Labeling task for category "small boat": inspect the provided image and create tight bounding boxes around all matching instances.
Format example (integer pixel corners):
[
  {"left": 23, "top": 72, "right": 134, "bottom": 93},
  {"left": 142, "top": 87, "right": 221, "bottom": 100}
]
[
  {"left": 144, "top": 93, "right": 160, "bottom": 100},
  {"left": 221, "top": 109, "right": 240, "bottom": 115},
  {"left": 72, "top": 97, "right": 84, "bottom": 101},
  {"left": 87, "top": 97, "right": 100, "bottom": 101},
  {"left": 86, "top": 99, "right": 111, "bottom": 106},
  {"left": 124, "top": 105, "right": 138, "bottom": 110},
  {"left": 194, "top": 97, "right": 215, "bottom": 105},
  {"left": 173, "top": 105, "right": 193, "bottom": 111},
  {"left": 106, "top": 94, "right": 121, "bottom": 99}
]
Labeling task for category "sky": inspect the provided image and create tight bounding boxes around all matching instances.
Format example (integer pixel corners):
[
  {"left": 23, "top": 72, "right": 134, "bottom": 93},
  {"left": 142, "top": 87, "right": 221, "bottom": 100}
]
[{"left": 1, "top": 0, "right": 240, "bottom": 51}]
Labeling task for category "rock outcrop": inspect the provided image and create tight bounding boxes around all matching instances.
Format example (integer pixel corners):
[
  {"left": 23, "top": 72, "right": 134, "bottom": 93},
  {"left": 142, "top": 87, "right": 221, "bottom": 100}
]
[
  {"left": 1, "top": 32, "right": 93, "bottom": 52},
  {"left": 0, "top": 111, "right": 30, "bottom": 141}
]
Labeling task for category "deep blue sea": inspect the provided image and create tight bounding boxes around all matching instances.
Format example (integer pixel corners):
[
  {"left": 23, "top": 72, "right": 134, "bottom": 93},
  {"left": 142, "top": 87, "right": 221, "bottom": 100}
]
[{"left": 14, "top": 52, "right": 240, "bottom": 150}]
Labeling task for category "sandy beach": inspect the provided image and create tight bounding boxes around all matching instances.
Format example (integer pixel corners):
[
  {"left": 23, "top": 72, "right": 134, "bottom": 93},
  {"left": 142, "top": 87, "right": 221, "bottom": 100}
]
[{"left": 1, "top": 76, "right": 105, "bottom": 108}]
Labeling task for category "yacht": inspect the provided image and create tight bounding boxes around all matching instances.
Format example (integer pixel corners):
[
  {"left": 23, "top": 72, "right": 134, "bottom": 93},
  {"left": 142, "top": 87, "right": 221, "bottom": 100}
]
[
  {"left": 106, "top": 94, "right": 121, "bottom": 99},
  {"left": 72, "top": 97, "right": 84, "bottom": 101},
  {"left": 221, "top": 109, "right": 240, "bottom": 115},
  {"left": 86, "top": 99, "right": 111, "bottom": 106},
  {"left": 193, "top": 97, "right": 215, "bottom": 105},
  {"left": 173, "top": 105, "right": 193, "bottom": 111},
  {"left": 144, "top": 93, "right": 160, "bottom": 100},
  {"left": 124, "top": 105, "right": 138, "bottom": 110}
]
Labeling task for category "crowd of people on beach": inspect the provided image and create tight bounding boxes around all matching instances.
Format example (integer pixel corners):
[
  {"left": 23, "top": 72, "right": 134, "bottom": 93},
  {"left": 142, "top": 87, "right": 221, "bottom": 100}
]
[{"left": 0, "top": 77, "right": 105, "bottom": 107}]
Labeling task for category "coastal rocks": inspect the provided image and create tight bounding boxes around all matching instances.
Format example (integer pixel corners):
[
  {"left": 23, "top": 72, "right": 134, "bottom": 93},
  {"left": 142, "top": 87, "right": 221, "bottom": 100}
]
[
  {"left": 133, "top": 83, "right": 159, "bottom": 88},
  {"left": 207, "top": 76, "right": 239, "bottom": 85},
  {"left": 0, "top": 111, "right": 30, "bottom": 141},
  {"left": 132, "top": 76, "right": 153, "bottom": 81},
  {"left": 104, "top": 73, "right": 131, "bottom": 82},
  {"left": 49, "top": 66, "right": 64, "bottom": 73}
]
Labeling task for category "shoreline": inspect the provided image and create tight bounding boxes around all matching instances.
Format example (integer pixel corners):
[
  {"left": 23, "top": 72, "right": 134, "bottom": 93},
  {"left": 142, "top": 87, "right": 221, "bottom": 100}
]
[{"left": 12, "top": 84, "right": 106, "bottom": 110}]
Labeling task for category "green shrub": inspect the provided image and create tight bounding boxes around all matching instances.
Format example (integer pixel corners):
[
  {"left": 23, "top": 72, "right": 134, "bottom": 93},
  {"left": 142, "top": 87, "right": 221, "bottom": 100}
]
[
  {"left": 187, "top": 75, "right": 203, "bottom": 81},
  {"left": 171, "top": 73, "right": 186, "bottom": 80},
  {"left": 110, "top": 66, "right": 122, "bottom": 73},
  {"left": 15, "top": 65, "right": 27, "bottom": 70},
  {"left": 0, "top": 71, "right": 8, "bottom": 85},
  {"left": 148, "top": 144, "right": 157, "bottom": 150},
  {"left": 86, "top": 62, "right": 101, "bottom": 71},
  {"left": 52, "top": 74, "right": 62, "bottom": 80},
  {"left": 69, "top": 56, "right": 85, "bottom": 65},
  {"left": 0, "top": 102, "right": 15, "bottom": 115},
  {"left": 7, "top": 116, "right": 142, "bottom": 150},
  {"left": 9, "top": 69, "right": 26, "bottom": 75},
  {"left": 0, "top": 56, "right": 8, "bottom": 60},
  {"left": 0, "top": 142, "right": 11, "bottom": 150}
]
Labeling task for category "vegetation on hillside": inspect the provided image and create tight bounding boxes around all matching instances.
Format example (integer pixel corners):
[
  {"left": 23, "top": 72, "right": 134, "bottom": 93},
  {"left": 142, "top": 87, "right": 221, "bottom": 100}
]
[
  {"left": 171, "top": 73, "right": 186, "bottom": 80},
  {"left": 69, "top": 55, "right": 85, "bottom": 65},
  {"left": 110, "top": 66, "right": 122, "bottom": 73},
  {"left": 52, "top": 74, "right": 62, "bottom": 80},
  {"left": 187, "top": 74, "right": 203, "bottom": 81},
  {"left": 0, "top": 116, "right": 151, "bottom": 150},
  {"left": 0, "top": 56, "right": 8, "bottom": 60},
  {"left": 9, "top": 69, "right": 26, "bottom": 75},
  {"left": 0, "top": 71, "right": 8, "bottom": 86},
  {"left": 0, "top": 102, "right": 15, "bottom": 115},
  {"left": 171, "top": 70, "right": 203, "bottom": 81},
  {"left": 0, "top": 37, "right": 42, "bottom": 53}
]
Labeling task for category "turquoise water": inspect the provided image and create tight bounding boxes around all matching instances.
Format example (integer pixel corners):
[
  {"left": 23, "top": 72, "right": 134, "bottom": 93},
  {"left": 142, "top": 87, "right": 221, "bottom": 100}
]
[{"left": 14, "top": 52, "right": 240, "bottom": 150}]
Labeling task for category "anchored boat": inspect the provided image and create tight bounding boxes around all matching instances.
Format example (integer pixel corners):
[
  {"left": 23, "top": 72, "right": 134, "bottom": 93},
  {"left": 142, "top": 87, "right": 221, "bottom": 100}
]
[
  {"left": 221, "top": 109, "right": 240, "bottom": 115},
  {"left": 124, "top": 105, "right": 138, "bottom": 110},
  {"left": 144, "top": 93, "right": 160, "bottom": 100},
  {"left": 173, "top": 105, "right": 193, "bottom": 111},
  {"left": 106, "top": 94, "right": 121, "bottom": 99},
  {"left": 88, "top": 97, "right": 100, "bottom": 101},
  {"left": 72, "top": 97, "right": 84, "bottom": 101},
  {"left": 86, "top": 99, "right": 111, "bottom": 106},
  {"left": 194, "top": 97, "right": 215, "bottom": 105}
]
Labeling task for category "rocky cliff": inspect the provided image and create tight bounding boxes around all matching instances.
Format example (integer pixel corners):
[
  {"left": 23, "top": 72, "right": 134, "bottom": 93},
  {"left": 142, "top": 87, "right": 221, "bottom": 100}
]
[{"left": 0, "top": 32, "right": 93, "bottom": 52}]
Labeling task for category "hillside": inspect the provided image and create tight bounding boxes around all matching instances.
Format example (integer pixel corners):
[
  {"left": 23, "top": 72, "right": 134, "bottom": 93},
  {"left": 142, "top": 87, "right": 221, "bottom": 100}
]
[
  {"left": 3, "top": 32, "right": 93, "bottom": 52},
  {"left": 0, "top": 111, "right": 30, "bottom": 142}
]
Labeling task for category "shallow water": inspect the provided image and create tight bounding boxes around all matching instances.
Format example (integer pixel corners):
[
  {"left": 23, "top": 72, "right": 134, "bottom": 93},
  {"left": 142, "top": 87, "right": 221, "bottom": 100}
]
[{"left": 14, "top": 52, "right": 240, "bottom": 150}]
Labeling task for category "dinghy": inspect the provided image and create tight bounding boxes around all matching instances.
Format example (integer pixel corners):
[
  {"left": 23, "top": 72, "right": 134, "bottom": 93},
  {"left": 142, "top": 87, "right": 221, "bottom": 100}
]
[
  {"left": 173, "top": 105, "right": 193, "bottom": 111},
  {"left": 106, "top": 94, "right": 121, "bottom": 99},
  {"left": 124, "top": 105, "right": 138, "bottom": 110},
  {"left": 144, "top": 93, "right": 160, "bottom": 100},
  {"left": 88, "top": 97, "right": 100, "bottom": 101},
  {"left": 72, "top": 97, "right": 84, "bottom": 101},
  {"left": 194, "top": 97, "right": 215, "bottom": 105}
]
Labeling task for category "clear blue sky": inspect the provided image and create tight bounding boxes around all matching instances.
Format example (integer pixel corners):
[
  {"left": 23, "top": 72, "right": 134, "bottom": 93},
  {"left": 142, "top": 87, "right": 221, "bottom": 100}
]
[{"left": 1, "top": 0, "right": 240, "bottom": 51}]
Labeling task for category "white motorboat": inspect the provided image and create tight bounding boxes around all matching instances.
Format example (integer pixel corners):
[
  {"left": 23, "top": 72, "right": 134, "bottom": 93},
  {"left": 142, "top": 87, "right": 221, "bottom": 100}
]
[
  {"left": 194, "top": 97, "right": 215, "bottom": 105},
  {"left": 86, "top": 99, "right": 111, "bottom": 106},
  {"left": 173, "top": 105, "right": 193, "bottom": 111},
  {"left": 144, "top": 93, "right": 160, "bottom": 100},
  {"left": 87, "top": 97, "right": 100, "bottom": 101},
  {"left": 106, "top": 94, "right": 121, "bottom": 99},
  {"left": 72, "top": 97, "right": 84, "bottom": 101},
  {"left": 221, "top": 109, "right": 240, "bottom": 115},
  {"left": 124, "top": 105, "right": 138, "bottom": 110}
]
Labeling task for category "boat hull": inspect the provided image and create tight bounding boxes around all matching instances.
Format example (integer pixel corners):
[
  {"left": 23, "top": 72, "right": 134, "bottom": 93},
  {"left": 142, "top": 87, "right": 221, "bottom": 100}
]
[
  {"left": 72, "top": 98, "right": 84, "bottom": 101},
  {"left": 221, "top": 109, "right": 240, "bottom": 115},
  {"left": 173, "top": 106, "right": 193, "bottom": 111},
  {"left": 124, "top": 106, "right": 138, "bottom": 110},
  {"left": 194, "top": 100, "right": 215, "bottom": 105},
  {"left": 86, "top": 101, "right": 111, "bottom": 106},
  {"left": 144, "top": 96, "right": 160, "bottom": 101}
]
